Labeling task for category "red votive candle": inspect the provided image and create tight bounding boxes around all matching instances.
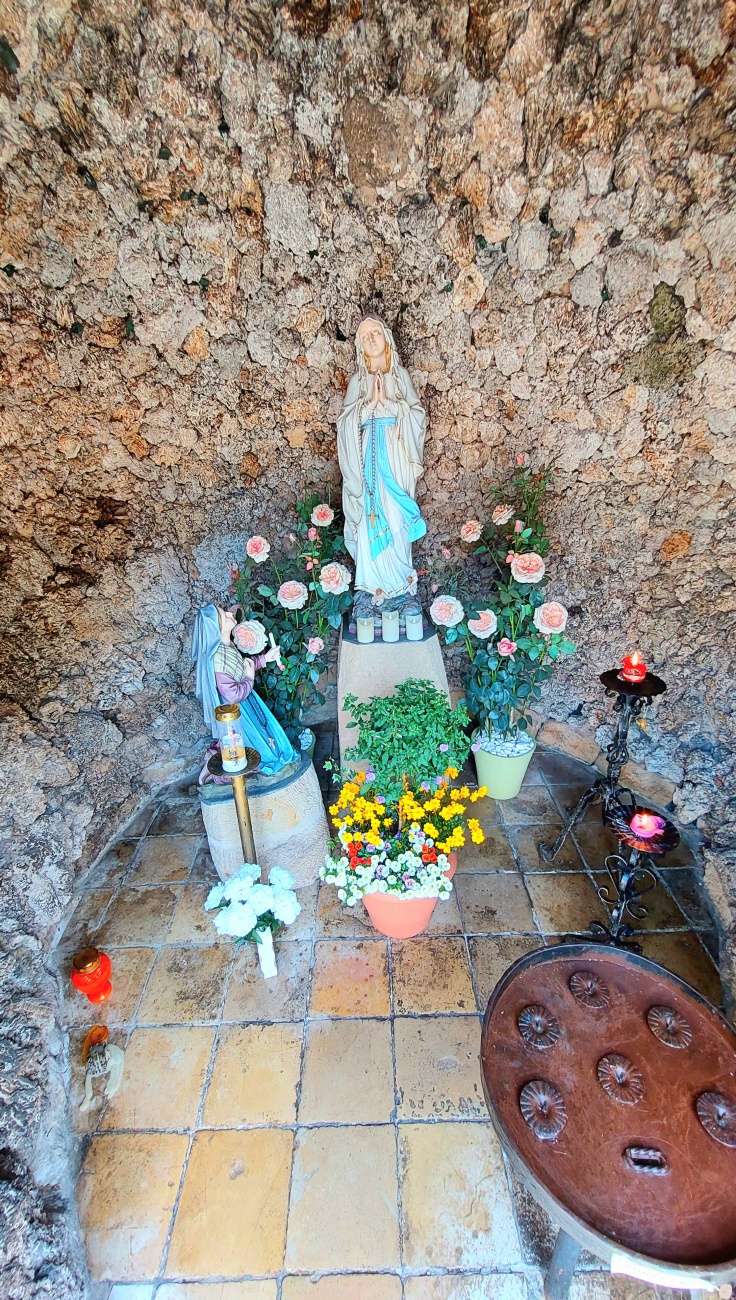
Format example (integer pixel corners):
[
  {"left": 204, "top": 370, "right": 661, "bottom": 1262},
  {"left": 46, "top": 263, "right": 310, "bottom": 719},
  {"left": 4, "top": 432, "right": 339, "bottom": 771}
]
[
  {"left": 630, "top": 812, "right": 666, "bottom": 839},
  {"left": 620, "top": 650, "right": 647, "bottom": 682}
]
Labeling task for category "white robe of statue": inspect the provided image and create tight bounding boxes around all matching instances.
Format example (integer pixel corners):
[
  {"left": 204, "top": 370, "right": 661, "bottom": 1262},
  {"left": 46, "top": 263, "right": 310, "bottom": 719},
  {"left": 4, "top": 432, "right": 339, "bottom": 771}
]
[{"left": 337, "top": 318, "right": 427, "bottom": 603}]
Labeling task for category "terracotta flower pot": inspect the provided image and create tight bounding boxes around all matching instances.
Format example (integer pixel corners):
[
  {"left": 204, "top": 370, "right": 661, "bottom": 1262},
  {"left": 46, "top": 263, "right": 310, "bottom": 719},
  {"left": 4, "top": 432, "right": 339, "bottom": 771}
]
[
  {"left": 363, "top": 890, "right": 439, "bottom": 939},
  {"left": 444, "top": 851, "right": 458, "bottom": 880}
]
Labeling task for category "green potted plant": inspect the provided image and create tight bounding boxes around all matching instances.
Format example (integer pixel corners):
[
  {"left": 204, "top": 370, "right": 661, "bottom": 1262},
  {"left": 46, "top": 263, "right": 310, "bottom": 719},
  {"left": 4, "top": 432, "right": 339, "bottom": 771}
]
[
  {"left": 341, "top": 678, "right": 471, "bottom": 804},
  {"left": 431, "top": 460, "right": 576, "bottom": 799}
]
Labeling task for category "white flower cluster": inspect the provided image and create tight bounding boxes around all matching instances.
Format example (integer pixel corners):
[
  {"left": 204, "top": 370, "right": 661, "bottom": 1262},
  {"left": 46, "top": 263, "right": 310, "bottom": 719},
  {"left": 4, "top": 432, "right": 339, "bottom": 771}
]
[
  {"left": 204, "top": 863, "right": 301, "bottom": 938},
  {"left": 320, "top": 845, "right": 453, "bottom": 907}
]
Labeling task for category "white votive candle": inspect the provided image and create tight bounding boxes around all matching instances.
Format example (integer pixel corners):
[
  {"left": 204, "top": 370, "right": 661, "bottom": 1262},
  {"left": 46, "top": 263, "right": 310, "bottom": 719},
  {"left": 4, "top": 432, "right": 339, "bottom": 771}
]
[
  {"left": 381, "top": 609, "right": 399, "bottom": 642},
  {"left": 356, "top": 615, "right": 375, "bottom": 644},
  {"left": 406, "top": 611, "right": 424, "bottom": 641}
]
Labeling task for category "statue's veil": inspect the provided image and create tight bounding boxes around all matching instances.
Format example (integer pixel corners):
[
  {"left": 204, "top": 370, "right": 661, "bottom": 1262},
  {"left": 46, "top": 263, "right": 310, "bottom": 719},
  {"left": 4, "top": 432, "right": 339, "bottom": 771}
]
[{"left": 353, "top": 317, "right": 401, "bottom": 405}]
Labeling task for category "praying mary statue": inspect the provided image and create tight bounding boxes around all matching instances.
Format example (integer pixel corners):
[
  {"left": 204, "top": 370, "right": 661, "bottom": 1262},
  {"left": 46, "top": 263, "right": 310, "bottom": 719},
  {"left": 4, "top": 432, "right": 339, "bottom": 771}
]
[{"left": 337, "top": 318, "right": 427, "bottom": 614}]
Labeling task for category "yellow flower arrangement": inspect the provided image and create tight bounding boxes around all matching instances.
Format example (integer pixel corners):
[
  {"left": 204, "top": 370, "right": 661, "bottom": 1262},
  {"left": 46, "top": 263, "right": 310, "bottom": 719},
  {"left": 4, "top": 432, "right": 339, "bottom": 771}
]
[{"left": 329, "top": 773, "right": 488, "bottom": 865}]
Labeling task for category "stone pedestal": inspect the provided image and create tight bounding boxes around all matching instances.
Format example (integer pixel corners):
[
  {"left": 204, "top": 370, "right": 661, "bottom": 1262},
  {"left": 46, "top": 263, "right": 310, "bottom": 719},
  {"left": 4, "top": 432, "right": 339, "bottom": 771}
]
[
  {"left": 199, "top": 754, "right": 328, "bottom": 887},
  {"left": 337, "top": 621, "right": 450, "bottom": 767}
]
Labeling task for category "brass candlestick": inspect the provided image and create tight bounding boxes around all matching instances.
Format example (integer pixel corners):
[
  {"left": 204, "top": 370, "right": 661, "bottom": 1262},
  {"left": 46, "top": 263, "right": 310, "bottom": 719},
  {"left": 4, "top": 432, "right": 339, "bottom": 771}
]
[{"left": 206, "top": 747, "right": 263, "bottom": 879}]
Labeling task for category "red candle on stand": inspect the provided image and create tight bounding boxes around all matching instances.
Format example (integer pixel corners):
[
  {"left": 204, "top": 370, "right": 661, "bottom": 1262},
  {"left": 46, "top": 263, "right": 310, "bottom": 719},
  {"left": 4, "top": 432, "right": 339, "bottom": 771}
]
[
  {"left": 630, "top": 812, "right": 666, "bottom": 839},
  {"left": 620, "top": 650, "right": 647, "bottom": 683}
]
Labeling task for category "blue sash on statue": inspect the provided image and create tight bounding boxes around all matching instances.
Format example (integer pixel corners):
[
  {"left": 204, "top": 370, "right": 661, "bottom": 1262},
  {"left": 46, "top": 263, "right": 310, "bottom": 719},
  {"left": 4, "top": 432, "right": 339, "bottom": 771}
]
[{"left": 361, "top": 415, "right": 426, "bottom": 560}]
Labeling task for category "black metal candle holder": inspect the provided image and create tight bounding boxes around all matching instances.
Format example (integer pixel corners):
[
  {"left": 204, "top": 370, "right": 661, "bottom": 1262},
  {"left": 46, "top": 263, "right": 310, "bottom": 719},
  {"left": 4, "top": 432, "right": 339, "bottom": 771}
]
[
  {"left": 589, "top": 804, "right": 680, "bottom": 952},
  {"left": 539, "top": 666, "right": 667, "bottom": 863}
]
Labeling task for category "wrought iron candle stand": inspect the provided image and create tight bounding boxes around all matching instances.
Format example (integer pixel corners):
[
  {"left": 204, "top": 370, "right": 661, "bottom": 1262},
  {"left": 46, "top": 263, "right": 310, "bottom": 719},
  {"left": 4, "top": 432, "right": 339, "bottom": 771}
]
[
  {"left": 539, "top": 666, "right": 667, "bottom": 863},
  {"left": 589, "top": 804, "right": 680, "bottom": 952}
]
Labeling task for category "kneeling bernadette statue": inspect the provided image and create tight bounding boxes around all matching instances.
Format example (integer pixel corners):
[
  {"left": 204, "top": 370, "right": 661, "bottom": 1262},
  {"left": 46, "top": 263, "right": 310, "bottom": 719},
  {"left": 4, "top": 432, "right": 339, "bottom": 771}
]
[
  {"left": 192, "top": 604, "right": 298, "bottom": 776},
  {"left": 337, "top": 317, "right": 427, "bottom": 617}
]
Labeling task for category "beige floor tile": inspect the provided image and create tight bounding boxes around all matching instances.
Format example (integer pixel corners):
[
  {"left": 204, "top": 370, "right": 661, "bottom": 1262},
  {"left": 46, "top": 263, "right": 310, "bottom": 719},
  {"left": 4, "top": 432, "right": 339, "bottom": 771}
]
[
  {"left": 392, "top": 937, "right": 475, "bottom": 1014},
  {"left": 299, "top": 1018, "right": 394, "bottom": 1123},
  {"left": 285, "top": 1125, "right": 399, "bottom": 1271},
  {"left": 524, "top": 872, "right": 609, "bottom": 935},
  {"left": 310, "top": 939, "right": 390, "bottom": 1017},
  {"left": 96, "top": 886, "right": 181, "bottom": 947},
  {"left": 498, "top": 785, "right": 560, "bottom": 824},
  {"left": 589, "top": 872, "right": 688, "bottom": 931},
  {"left": 157, "top": 1284, "right": 276, "bottom": 1294},
  {"left": 283, "top": 1278, "right": 402, "bottom": 1299},
  {"left": 60, "top": 946, "right": 156, "bottom": 1028},
  {"left": 58, "top": 886, "right": 115, "bottom": 950},
  {"left": 80, "top": 838, "right": 138, "bottom": 889},
  {"left": 137, "top": 945, "right": 232, "bottom": 1024},
  {"left": 468, "top": 936, "right": 545, "bottom": 1011},
  {"left": 399, "top": 1122, "right": 520, "bottom": 1269},
  {"left": 638, "top": 931, "right": 722, "bottom": 1002},
  {"left": 395, "top": 1016, "right": 485, "bottom": 1119},
  {"left": 148, "top": 801, "right": 205, "bottom": 836},
  {"left": 166, "top": 1129, "right": 293, "bottom": 1277},
  {"left": 101, "top": 1026, "right": 214, "bottom": 1130},
  {"left": 458, "top": 825, "right": 518, "bottom": 873},
  {"left": 571, "top": 822, "right": 620, "bottom": 871},
  {"left": 422, "top": 889, "right": 464, "bottom": 935},
  {"left": 472, "top": 794, "right": 501, "bottom": 828},
  {"left": 108, "top": 1285, "right": 155, "bottom": 1299},
  {"left": 222, "top": 940, "right": 311, "bottom": 1022},
  {"left": 157, "top": 1281, "right": 277, "bottom": 1298},
  {"left": 283, "top": 880, "right": 318, "bottom": 940},
  {"left": 126, "top": 836, "right": 200, "bottom": 885},
  {"left": 167, "top": 883, "right": 225, "bottom": 944},
  {"left": 189, "top": 841, "right": 218, "bottom": 881},
  {"left": 405, "top": 1276, "right": 527, "bottom": 1299},
  {"left": 508, "top": 824, "right": 583, "bottom": 873},
  {"left": 316, "top": 884, "right": 376, "bottom": 938},
  {"left": 455, "top": 874, "right": 536, "bottom": 934},
  {"left": 77, "top": 1132, "right": 188, "bottom": 1281},
  {"left": 202, "top": 1023, "right": 302, "bottom": 1126}
]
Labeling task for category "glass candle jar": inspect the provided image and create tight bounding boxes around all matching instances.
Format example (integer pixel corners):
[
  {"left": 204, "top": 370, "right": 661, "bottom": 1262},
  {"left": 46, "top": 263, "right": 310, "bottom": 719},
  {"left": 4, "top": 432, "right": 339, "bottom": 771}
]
[
  {"left": 215, "top": 703, "right": 247, "bottom": 773},
  {"left": 405, "top": 611, "right": 424, "bottom": 642},
  {"left": 71, "top": 947, "right": 113, "bottom": 1003},
  {"left": 381, "top": 609, "right": 400, "bottom": 643},
  {"left": 356, "top": 615, "right": 375, "bottom": 644}
]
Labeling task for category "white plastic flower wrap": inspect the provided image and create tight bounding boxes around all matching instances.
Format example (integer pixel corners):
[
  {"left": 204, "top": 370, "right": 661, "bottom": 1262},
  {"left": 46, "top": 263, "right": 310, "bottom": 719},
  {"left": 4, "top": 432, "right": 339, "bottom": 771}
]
[{"left": 203, "top": 862, "right": 301, "bottom": 941}]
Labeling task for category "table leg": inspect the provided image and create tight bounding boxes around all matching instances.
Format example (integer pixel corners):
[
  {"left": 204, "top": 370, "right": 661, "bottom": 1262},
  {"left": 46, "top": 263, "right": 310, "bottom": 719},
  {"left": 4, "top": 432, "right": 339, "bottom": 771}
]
[
  {"left": 231, "top": 772, "right": 258, "bottom": 870},
  {"left": 545, "top": 1229, "right": 581, "bottom": 1300}
]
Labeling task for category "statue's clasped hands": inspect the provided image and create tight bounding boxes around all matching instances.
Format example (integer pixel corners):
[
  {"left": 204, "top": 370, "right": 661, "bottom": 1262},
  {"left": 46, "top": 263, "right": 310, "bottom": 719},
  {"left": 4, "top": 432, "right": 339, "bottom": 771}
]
[{"left": 371, "top": 369, "right": 396, "bottom": 409}]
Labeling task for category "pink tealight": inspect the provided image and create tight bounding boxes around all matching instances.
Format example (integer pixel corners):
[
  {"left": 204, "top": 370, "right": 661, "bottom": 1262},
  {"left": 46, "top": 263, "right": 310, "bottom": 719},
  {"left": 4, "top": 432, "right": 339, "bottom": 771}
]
[{"left": 630, "top": 812, "right": 666, "bottom": 839}]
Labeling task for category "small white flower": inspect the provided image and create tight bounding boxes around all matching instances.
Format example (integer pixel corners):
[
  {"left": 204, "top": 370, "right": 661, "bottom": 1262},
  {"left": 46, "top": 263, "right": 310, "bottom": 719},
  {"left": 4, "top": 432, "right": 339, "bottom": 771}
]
[
  {"left": 248, "top": 883, "right": 275, "bottom": 916},
  {"left": 213, "top": 900, "right": 258, "bottom": 937},
  {"left": 269, "top": 865, "right": 296, "bottom": 890},
  {"left": 204, "top": 883, "right": 225, "bottom": 911}
]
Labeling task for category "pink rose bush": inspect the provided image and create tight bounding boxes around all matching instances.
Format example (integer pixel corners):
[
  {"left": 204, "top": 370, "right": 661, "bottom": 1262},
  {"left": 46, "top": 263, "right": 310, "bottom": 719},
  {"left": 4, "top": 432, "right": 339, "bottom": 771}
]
[
  {"left": 233, "top": 619, "right": 268, "bottom": 654},
  {"left": 311, "top": 503, "right": 334, "bottom": 527},
  {"left": 277, "top": 580, "right": 309, "bottom": 610},
  {"left": 307, "top": 636, "right": 325, "bottom": 655},
  {"left": 460, "top": 520, "right": 482, "bottom": 544},
  {"left": 534, "top": 602, "right": 568, "bottom": 636},
  {"left": 510, "top": 552, "right": 545, "bottom": 584},
  {"left": 245, "top": 535, "right": 270, "bottom": 563},
  {"left": 468, "top": 609, "right": 497, "bottom": 639},
  {"left": 492, "top": 504, "right": 514, "bottom": 526},
  {"left": 430, "top": 595, "right": 465, "bottom": 628},
  {"left": 497, "top": 638, "right": 517, "bottom": 657},
  {"left": 319, "top": 561, "right": 351, "bottom": 595}
]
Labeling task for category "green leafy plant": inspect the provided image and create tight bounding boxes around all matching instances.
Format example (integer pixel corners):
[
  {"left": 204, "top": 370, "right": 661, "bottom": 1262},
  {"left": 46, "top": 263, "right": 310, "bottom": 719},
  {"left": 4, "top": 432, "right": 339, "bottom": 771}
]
[
  {"left": 230, "top": 492, "right": 352, "bottom": 742},
  {"left": 343, "top": 679, "right": 471, "bottom": 804}
]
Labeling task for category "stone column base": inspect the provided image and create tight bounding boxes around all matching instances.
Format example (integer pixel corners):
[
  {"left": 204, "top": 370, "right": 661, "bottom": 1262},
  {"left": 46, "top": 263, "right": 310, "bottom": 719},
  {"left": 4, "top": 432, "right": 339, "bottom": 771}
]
[{"left": 199, "top": 755, "right": 328, "bottom": 887}]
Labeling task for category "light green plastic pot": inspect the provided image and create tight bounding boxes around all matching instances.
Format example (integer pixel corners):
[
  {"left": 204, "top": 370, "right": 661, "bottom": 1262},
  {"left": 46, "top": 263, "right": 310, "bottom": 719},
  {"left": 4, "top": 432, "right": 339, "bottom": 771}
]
[{"left": 472, "top": 732, "right": 536, "bottom": 800}]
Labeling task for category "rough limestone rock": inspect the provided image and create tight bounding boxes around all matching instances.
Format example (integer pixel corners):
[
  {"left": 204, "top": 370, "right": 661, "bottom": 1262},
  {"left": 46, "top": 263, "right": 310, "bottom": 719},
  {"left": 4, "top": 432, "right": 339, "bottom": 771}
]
[{"left": 1, "top": 0, "right": 735, "bottom": 1290}]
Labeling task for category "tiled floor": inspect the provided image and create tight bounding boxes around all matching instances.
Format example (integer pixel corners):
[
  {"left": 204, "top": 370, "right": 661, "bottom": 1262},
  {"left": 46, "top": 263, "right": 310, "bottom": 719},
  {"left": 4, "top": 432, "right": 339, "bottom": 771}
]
[{"left": 56, "top": 740, "right": 724, "bottom": 1300}]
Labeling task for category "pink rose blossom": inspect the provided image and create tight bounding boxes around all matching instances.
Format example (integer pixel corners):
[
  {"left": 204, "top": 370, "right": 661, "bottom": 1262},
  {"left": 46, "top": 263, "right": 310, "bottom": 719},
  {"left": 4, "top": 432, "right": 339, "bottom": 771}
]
[
  {"left": 460, "top": 519, "right": 482, "bottom": 544},
  {"left": 506, "top": 552, "right": 515, "bottom": 564},
  {"left": 442, "top": 547, "right": 451, "bottom": 559},
  {"left": 311, "top": 503, "right": 334, "bottom": 527},
  {"left": 233, "top": 619, "right": 268, "bottom": 654},
  {"left": 514, "top": 519, "right": 524, "bottom": 533},
  {"left": 307, "top": 636, "right": 325, "bottom": 654},
  {"left": 319, "top": 561, "right": 351, "bottom": 595},
  {"left": 510, "top": 552, "right": 545, "bottom": 584},
  {"left": 277, "top": 580, "right": 309, "bottom": 610},
  {"left": 516, "top": 453, "right": 529, "bottom": 467},
  {"left": 497, "top": 638, "right": 517, "bottom": 657},
  {"left": 431, "top": 583, "right": 439, "bottom": 593},
  {"left": 492, "top": 504, "right": 514, "bottom": 526},
  {"left": 307, "top": 526, "right": 318, "bottom": 541},
  {"left": 245, "top": 534, "right": 270, "bottom": 563},
  {"left": 468, "top": 609, "right": 498, "bottom": 639},
  {"left": 430, "top": 595, "right": 465, "bottom": 628},
  {"left": 306, "top": 561, "right": 314, "bottom": 570},
  {"left": 533, "top": 601, "right": 569, "bottom": 636}
]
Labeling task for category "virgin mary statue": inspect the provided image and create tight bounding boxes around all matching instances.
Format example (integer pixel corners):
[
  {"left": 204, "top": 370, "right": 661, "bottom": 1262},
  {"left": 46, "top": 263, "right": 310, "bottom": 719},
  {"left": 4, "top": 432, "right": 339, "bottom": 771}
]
[{"left": 337, "top": 317, "right": 426, "bottom": 612}]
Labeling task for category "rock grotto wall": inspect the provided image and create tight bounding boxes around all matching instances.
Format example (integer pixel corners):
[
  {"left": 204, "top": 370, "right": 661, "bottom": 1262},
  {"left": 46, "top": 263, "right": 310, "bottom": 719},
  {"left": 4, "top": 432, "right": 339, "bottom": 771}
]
[{"left": 1, "top": 0, "right": 736, "bottom": 1292}]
